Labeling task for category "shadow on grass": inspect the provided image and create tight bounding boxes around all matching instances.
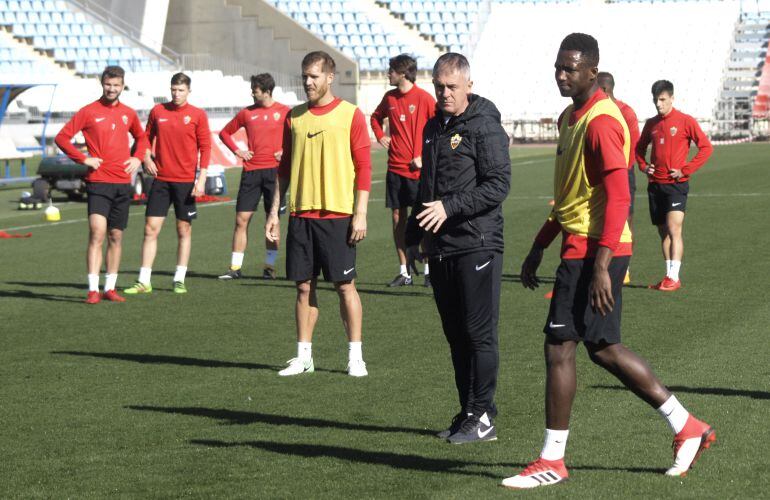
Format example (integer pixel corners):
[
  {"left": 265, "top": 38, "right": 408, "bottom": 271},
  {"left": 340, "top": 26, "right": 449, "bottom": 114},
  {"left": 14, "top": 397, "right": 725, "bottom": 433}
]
[
  {"left": 0, "top": 289, "right": 83, "bottom": 303},
  {"left": 189, "top": 439, "right": 665, "bottom": 477},
  {"left": 501, "top": 274, "right": 556, "bottom": 284},
  {"left": 190, "top": 439, "right": 506, "bottom": 478},
  {"left": 7, "top": 281, "right": 86, "bottom": 290},
  {"left": 593, "top": 384, "right": 770, "bottom": 400},
  {"left": 151, "top": 270, "right": 227, "bottom": 280},
  {"left": 51, "top": 351, "right": 346, "bottom": 375},
  {"left": 128, "top": 405, "right": 436, "bottom": 437}
]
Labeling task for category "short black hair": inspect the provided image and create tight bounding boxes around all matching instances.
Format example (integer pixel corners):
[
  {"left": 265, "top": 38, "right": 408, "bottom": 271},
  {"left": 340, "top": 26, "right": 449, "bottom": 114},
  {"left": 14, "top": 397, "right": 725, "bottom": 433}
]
[
  {"left": 101, "top": 65, "right": 125, "bottom": 83},
  {"left": 170, "top": 72, "right": 191, "bottom": 87},
  {"left": 597, "top": 71, "right": 615, "bottom": 90},
  {"left": 651, "top": 80, "right": 674, "bottom": 97},
  {"left": 302, "top": 51, "right": 336, "bottom": 74},
  {"left": 389, "top": 54, "right": 417, "bottom": 83},
  {"left": 250, "top": 73, "right": 276, "bottom": 95},
  {"left": 559, "top": 33, "right": 599, "bottom": 67}
]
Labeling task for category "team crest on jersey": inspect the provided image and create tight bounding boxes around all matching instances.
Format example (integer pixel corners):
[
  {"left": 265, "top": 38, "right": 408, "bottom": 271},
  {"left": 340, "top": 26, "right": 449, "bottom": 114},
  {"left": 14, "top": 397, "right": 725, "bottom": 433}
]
[
  {"left": 399, "top": 114, "right": 406, "bottom": 122},
  {"left": 408, "top": 104, "right": 416, "bottom": 114},
  {"left": 450, "top": 133, "right": 462, "bottom": 150},
  {"left": 670, "top": 126, "right": 678, "bottom": 136},
  {"left": 184, "top": 115, "right": 191, "bottom": 125},
  {"left": 273, "top": 112, "right": 281, "bottom": 121},
  {"left": 121, "top": 115, "right": 128, "bottom": 125}
]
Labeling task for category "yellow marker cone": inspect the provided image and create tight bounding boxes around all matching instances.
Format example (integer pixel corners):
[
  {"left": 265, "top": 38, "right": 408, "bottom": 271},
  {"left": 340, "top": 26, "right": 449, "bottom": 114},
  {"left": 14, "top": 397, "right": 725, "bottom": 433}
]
[{"left": 44, "top": 200, "right": 61, "bottom": 222}]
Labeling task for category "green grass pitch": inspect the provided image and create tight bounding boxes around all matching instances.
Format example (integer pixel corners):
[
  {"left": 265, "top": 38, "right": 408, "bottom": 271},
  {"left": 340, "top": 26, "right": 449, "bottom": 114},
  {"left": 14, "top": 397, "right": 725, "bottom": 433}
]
[{"left": 0, "top": 144, "right": 768, "bottom": 498}]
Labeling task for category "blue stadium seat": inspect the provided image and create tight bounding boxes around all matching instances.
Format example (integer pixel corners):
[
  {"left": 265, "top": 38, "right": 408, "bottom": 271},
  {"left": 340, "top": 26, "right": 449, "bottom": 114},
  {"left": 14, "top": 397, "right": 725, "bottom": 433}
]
[
  {"left": 346, "top": 23, "right": 358, "bottom": 35},
  {"left": 341, "top": 46, "right": 356, "bottom": 59},
  {"left": 334, "top": 23, "right": 347, "bottom": 35},
  {"left": 337, "top": 34, "right": 349, "bottom": 46},
  {"left": 324, "top": 34, "right": 337, "bottom": 45},
  {"left": 361, "top": 34, "right": 373, "bottom": 46},
  {"left": 349, "top": 34, "right": 362, "bottom": 46},
  {"left": 428, "top": 11, "right": 441, "bottom": 23},
  {"left": 318, "top": 12, "right": 330, "bottom": 23},
  {"left": 306, "top": 12, "right": 318, "bottom": 23},
  {"left": 434, "top": 33, "right": 447, "bottom": 46},
  {"left": 404, "top": 12, "right": 417, "bottom": 24},
  {"left": 343, "top": 12, "right": 355, "bottom": 23},
  {"left": 377, "top": 45, "right": 389, "bottom": 58},
  {"left": 355, "top": 13, "right": 367, "bottom": 23},
  {"left": 359, "top": 58, "right": 371, "bottom": 71},
  {"left": 353, "top": 46, "right": 366, "bottom": 58},
  {"left": 373, "top": 34, "right": 385, "bottom": 46}
]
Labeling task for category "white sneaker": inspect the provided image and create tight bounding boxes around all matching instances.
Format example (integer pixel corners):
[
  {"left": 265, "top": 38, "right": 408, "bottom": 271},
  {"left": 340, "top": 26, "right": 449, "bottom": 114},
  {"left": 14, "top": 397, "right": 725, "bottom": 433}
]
[
  {"left": 278, "top": 357, "right": 314, "bottom": 376},
  {"left": 347, "top": 359, "right": 368, "bottom": 377}
]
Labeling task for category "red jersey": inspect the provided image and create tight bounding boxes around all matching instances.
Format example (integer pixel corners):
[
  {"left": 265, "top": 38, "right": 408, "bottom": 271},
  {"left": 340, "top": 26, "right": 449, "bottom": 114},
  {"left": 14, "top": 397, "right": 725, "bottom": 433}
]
[
  {"left": 615, "top": 99, "right": 639, "bottom": 169},
  {"left": 55, "top": 98, "right": 149, "bottom": 184},
  {"left": 146, "top": 102, "right": 211, "bottom": 183},
  {"left": 278, "top": 97, "right": 371, "bottom": 219},
  {"left": 635, "top": 108, "right": 713, "bottom": 184},
  {"left": 219, "top": 102, "right": 290, "bottom": 171},
  {"left": 370, "top": 84, "right": 436, "bottom": 179},
  {"left": 536, "top": 89, "right": 632, "bottom": 259}
]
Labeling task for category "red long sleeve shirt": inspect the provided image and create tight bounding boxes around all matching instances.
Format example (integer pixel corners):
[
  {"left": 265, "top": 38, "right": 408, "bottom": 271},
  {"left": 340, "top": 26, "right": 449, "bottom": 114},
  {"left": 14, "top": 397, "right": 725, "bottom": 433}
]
[
  {"left": 278, "top": 97, "right": 371, "bottom": 219},
  {"left": 615, "top": 99, "right": 639, "bottom": 169},
  {"left": 55, "top": 98, "right": 149, "bottom": 184},
  {"left": 635, "top": 108, "right": 713, "bottom": 184},
  {"left": 219, "top": 102, "right": 290, "bottom": 170},
  {"left": 145, "top": 102, "right": 211, "bottom": 183},
  {"left": 370, "top": 84, "right": 436, "bottom": 179},
  {"left": 535, "top": 89, "right": 632, "bottom": 259}
]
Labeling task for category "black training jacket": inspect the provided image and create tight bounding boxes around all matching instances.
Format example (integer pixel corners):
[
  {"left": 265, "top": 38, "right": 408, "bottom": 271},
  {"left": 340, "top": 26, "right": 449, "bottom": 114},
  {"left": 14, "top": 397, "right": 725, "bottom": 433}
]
[{"left": 406, "top": 94, "right": 511, "bottom": 258}]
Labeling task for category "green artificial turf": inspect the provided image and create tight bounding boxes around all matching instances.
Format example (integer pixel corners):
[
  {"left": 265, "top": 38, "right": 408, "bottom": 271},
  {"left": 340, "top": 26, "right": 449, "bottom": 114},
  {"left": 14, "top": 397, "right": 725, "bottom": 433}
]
[{"left": 0, "top": 144, "right": 768, "bottom": 498}]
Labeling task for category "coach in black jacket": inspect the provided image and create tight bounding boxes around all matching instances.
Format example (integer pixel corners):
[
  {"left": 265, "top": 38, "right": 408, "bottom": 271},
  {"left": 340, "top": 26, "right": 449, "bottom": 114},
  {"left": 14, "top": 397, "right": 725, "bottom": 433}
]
[{"left": 406, "top": 53, "right": 511, "bottom": 444}]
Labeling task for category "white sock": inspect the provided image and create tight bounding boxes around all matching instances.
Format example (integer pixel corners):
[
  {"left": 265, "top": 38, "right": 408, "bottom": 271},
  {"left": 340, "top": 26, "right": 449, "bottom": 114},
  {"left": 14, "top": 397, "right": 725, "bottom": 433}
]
[
  {"left": 540, "top": 428, "right": 569, "bottom": 461},
  {"left": 669, "top": 260, "right": 681, "bottom": 281},
  {"left": 399, "top": 264, "right": 408, "bottom": 276},
  {"left": 665, "top": 259, "right": 672, "bottom": 276},
  {"left": 265, "top": 249, "right": 278, "bottom": 267},
  {"left": 138, "top": 267, "right": 152, "bottom": 285},
  {"left": 104, "top": 273, "right": 118, "bottom": 291},
  {"left": 174, "top": 266, "right": 187, "bottom": 283},
  {"left": 231, "top": 252, "right": 244, "bottom": 269},
  {"left": 657, "top": 395, "right": 689, "bottom": 434},
  {"left": 88, "top": 274, "right": 99, "bottom": 292},
  {"left": 297, "top": 342, "right": 312, "bottom": 361},
  {"left": 348, "top": 341, "right": 363, "bottom": 362},
  {"left": 424, "top": 262, "right": 429, "bottom": 275}
]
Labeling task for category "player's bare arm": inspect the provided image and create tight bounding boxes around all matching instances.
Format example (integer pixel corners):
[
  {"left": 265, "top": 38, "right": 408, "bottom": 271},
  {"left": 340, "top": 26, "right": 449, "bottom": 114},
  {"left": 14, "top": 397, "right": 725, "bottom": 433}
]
[
  {"left": 589, "top": 245, "right": 614, "bottom": 316},
  {"left": 265, "top": 175, "right": 285, "bottom": 243},
  {"left": 349, "top": 190, "right": 369, "bottom": 245}
]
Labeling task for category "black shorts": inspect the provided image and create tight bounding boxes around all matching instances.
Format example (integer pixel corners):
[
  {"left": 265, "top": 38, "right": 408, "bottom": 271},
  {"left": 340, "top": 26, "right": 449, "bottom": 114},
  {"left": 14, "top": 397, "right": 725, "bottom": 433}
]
[
  {"left": 543, "top": 255, "right": 630, "bottom": 345},
  {"left": 628, "top": 167, "right": 637, "bottom": 215},
  {"left": 146, "top": 180, "right": 197, "bottom": 222},
  {"left": 385, "top": 171, "right": 419, "bottom": 209},
  {"left": 286, "top": 216, "right": 356, "bottom": 282},
  {"left": 648, "top": 181, "right": 688, "bottom": 225},
  {"left": 236, "top": 168, "right": 279, "bottom": 213},
  {"left": 86, "top": 182, "right": 132, "bottom": 230}
]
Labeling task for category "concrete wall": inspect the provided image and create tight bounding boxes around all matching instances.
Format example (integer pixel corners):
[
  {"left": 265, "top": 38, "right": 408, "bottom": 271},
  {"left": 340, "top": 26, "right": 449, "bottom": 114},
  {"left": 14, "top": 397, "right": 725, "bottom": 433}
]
[
  {"left": 85, "top": 0, "right": 169, "bottom": 52},
  {"left": 163, "top": 0, "right": 358, "bottom": 103}
]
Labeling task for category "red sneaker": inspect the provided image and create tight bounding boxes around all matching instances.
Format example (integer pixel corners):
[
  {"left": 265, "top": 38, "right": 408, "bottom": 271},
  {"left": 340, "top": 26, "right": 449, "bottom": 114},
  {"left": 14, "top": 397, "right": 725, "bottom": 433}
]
[
  {"left": 102, "top": 289, "right": 126, "bottom": 302},
  {"left": 665, "top": 415, "right": 716, "bottom": 476},
  {"left": 85, "top": 291, "right": 101, "bottom": 304},
  {"left": 658, "top": 277, "right": 681, "bottom": 292},
  {"left": 501, "top": 457, "right": 569, "bottom": 489}
]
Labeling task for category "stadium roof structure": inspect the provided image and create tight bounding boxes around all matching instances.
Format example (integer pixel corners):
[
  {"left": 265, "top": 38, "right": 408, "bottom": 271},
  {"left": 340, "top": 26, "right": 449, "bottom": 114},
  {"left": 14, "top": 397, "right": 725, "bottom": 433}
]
[{"left": 0, "top": 82, "right": 57, "bottom": 154}]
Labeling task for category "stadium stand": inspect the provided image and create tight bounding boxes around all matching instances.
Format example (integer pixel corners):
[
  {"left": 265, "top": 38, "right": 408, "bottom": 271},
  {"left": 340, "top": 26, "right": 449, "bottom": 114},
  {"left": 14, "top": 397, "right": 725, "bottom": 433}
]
[
  {"left": 0, "top": 0, "right": 171, "bottom": 76},
  {"left": 472, "top": 0, "right": 740, "bottom": 131}
]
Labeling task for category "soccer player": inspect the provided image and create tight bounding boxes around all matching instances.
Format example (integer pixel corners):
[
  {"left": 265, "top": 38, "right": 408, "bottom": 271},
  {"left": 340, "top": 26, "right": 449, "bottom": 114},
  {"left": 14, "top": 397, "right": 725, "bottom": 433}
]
[
  {"left": 370, "top": 54, "right": 436, "bottom": 287},
  {"left": 597, "top": 72, "right": 639, "bottom": 284},
  {"left": 636, "top": 80, "right": 713, "bottom": 291},
  {"left": 55, "top": 65, "right": 149, "bottom": 304},
  {"left": 265, "top": 51, "right": 371, "bottom": 377},
  {"left": 405, "top": 53, "right": 510, "bottom": 444},
  {"left": 502, "top": 34, "right": 715, "bottom": 489},
  {"left": 218, "top": 74, "right": 291, "bottom": 280},
  {"left": 123, "top": 72, "right": 211, "bottom": 295}
]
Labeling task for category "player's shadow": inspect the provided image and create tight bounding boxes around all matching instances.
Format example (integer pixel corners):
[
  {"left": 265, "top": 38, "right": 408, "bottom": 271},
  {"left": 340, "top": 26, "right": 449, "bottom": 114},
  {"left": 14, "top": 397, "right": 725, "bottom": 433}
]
[
  {"left": 150, "top": 270, "right": 223, "bottom": 280},
  {"left": 0, "top": 289, "right": 84, "bottom": 303},
  {"left": 7, "top": 280, "right": 86, "bottom": 290},
  {"left": 501, "top": 274, "right": 556, "bottom": 284},
  {"left": 51, "top": 350, "right": 346, "bottom": 375},
  {"left": 128, "top": 405, "right": 436, "bottom": 437},
  {"left": 244, "top": 280, "right": 429, "bottom": 298},
  {"left": 190, "top": 439, "right": 506, "bottom": 478},
  {"left": 593, "top": 384, "right": 770, "bottom": 400}
]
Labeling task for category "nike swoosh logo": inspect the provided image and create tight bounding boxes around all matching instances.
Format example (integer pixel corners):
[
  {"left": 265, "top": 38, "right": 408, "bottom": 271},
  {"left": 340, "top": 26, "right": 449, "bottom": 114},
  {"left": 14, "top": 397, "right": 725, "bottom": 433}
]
[
  {"left": 549, "top": 322, "right": 566, "bottom": 328},
  {"left": 158, "top": 118, "right": 168, "bottom": 122},
  {"left": 188, "top": 211, "right": 197, "bottom": 216},
  {"left": 307, "top": 131, "right": 324, "bottom": 138},
  {"left": 251, "top": 115, "right": 259, "bottom": 120},
  {"left": 478, "top": 426, "right": 494, "bottom": 438},
  {"left": 672, "top": 202, "right": 682, "bottom": 207},
  {"left": 343, "top": 267, "right": 354, "bottom": 275},
  {"left": 475, "top": 260, "right": 491, "bottom": 271},
  {"left": 95, "top": 117, "right": 105, "bottom": 122}
]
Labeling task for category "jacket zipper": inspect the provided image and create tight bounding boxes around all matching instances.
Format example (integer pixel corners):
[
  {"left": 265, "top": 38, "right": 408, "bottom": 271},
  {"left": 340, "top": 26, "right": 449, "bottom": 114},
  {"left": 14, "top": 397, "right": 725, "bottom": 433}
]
[{"left": 467, "top": 219, "right": 485, "bottom": 245}]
